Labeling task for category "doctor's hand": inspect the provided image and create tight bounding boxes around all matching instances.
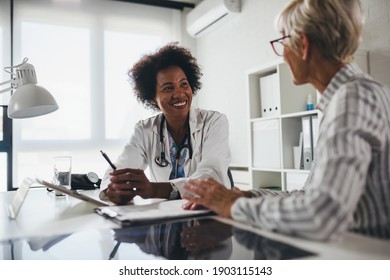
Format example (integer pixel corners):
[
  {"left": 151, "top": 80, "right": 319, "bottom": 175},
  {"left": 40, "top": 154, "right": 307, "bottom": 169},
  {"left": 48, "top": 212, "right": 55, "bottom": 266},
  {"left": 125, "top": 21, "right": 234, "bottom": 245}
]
[
  {"left": 182, "top": 178, "right": 246, "bottom": 218},
  {"left": 106, "top": 168, "right": 155, "bottom": 204}
]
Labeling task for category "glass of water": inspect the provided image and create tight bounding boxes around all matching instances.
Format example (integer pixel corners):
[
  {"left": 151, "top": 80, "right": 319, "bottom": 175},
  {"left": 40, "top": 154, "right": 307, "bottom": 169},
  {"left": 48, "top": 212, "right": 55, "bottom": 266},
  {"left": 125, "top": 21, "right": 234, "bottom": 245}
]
[{"left": 53, "top": 156, "right": 72, "bottom": 196}]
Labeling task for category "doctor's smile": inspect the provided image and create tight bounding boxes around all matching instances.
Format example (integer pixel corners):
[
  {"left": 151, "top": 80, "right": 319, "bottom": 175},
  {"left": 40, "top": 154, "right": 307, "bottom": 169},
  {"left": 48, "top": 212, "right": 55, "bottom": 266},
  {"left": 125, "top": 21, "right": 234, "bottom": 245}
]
[{"left": 172, "top": 100, "right": 188, "bottom": 109}]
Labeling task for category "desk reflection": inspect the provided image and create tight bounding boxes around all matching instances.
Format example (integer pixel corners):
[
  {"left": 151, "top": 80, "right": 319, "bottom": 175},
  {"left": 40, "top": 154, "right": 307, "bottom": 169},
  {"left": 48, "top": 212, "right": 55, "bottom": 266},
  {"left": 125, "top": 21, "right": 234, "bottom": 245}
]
[
  {"left": 1, "top": 218, "right": 315, "bottom": 260},
  {"left": 111, "top": 218, "right": 314, "bottom": 260},
  {"left": 111, "top": 219, "right": 233, "bottom": 260},
  {"left": 233, "top": 228, "right": 315, "bottom": 260}
]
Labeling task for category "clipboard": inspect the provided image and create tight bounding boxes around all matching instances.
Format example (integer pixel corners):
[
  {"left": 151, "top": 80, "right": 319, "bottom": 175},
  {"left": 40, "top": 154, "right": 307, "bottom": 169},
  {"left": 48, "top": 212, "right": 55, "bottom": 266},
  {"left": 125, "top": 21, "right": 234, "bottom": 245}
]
[
  {"left": 37, "top": 179, "right": 108, "bottom": 207},
  {"left": 38, "top": 179, "right": 211, "bottom": 226},
  {"left": 94, "top": 199, "right": 213, "bottom": 227}
]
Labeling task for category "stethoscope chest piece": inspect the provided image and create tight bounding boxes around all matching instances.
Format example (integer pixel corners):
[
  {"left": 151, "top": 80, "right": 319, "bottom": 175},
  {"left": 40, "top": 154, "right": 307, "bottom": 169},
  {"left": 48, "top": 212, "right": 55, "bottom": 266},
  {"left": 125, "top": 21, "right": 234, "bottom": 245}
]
[{"left": 155, "top": 151, "right": 169, "bottom": 167}]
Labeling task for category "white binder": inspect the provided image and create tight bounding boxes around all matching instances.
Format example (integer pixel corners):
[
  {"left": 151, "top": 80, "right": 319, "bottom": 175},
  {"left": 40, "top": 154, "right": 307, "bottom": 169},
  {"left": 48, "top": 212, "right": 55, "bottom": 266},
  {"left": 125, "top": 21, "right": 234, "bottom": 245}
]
[
  {"left": 301, "top": 116, "right": 313, "bottom": 170},
  {"left": 311, "top": 115, "right": 319, "bottom": 154},
  {"left": 297, "top": 132, "right": 303, "bottom": 169},
  {"left": 259, "top": 73, "right": 280, "bottom": 117}
]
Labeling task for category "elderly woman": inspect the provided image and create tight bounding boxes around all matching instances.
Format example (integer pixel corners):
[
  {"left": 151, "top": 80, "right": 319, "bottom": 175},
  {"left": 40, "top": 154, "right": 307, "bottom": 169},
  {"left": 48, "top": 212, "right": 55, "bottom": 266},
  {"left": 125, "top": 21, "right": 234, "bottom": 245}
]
[
  {"left": 100, "top": 43, "right": 231, "bottom": 205},
  {"left": 183, "top": 0, "right": 390, "bottom": 241}
]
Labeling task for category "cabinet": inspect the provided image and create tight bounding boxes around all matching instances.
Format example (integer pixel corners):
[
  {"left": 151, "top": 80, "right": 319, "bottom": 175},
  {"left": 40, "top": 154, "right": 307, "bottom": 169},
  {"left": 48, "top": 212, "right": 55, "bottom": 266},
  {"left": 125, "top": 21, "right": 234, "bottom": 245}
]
[{"left": 246, "top": 59, "right": 318, "bottom": 191}]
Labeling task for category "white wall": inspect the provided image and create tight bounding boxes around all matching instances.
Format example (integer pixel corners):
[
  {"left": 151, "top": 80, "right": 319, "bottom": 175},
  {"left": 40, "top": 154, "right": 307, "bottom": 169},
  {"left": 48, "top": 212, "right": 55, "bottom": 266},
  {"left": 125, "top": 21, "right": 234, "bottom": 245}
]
[
  {"left": 194, "top": 0, "right": 390, "bottom": 167},
  {"left": 360, "top": 0, "right": 390, "bottom": 87}
]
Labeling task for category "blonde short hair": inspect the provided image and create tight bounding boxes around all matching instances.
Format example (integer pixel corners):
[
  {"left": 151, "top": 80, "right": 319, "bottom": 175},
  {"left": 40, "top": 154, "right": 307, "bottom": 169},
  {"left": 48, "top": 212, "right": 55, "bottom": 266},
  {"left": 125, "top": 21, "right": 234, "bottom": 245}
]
[{"left": 276, "top": 0, "right": 364, "bottom": 63}]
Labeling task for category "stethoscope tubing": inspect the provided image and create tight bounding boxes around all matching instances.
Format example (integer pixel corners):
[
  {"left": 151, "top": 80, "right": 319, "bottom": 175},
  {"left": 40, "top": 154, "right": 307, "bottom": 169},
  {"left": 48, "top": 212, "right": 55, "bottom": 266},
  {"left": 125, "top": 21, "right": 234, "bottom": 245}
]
[{"left": 155, "top": 115, "right": 192, "bottom": 168}]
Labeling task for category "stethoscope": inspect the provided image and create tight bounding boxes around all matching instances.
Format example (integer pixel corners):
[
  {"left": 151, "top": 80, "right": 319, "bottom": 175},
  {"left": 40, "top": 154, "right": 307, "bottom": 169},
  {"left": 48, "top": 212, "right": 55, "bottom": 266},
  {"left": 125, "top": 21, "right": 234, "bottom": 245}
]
[{"left": 155, "top": 115, "right": 193, "bottom": 167}]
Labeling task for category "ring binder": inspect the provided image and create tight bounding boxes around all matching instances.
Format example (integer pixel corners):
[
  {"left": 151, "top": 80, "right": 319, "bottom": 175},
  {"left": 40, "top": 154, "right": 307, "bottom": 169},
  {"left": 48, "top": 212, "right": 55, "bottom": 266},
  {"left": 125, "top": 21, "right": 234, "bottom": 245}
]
[{"left": 301, "top": 116, "right": 313, "bottom": 170}]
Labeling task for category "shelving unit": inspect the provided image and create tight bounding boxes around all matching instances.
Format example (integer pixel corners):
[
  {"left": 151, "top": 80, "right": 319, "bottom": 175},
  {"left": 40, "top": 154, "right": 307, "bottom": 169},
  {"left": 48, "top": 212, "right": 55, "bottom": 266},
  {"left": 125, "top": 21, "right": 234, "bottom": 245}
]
[
  {"left": 246, "top": 59, "right": 318, "bottom": 191},
  {"left": 229, "top": 163, "right": 250, "bottom": 190}
]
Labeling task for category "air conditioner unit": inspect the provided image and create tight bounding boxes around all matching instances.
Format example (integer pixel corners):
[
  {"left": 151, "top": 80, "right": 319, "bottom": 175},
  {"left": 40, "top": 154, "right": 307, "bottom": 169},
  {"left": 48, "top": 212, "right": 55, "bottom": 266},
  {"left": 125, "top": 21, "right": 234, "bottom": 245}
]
[{"left": 186, "top": 0, "right": 241, "bottom": 37}]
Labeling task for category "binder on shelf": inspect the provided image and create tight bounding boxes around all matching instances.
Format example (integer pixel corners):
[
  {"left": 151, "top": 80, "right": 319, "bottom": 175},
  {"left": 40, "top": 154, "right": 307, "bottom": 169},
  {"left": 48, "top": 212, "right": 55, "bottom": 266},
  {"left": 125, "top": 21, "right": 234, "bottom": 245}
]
[
  {"left": 259, "top": 73, "right": 280, "bottom": 117},
  {"left": 296, "top": 132, "right": 303, "bottom": 169},
  {"left": 301, "top": 116, "right": 313, "bottom": 170},
  {"left": 272, "top": 78, "right": 281, "bottom": 116},
  {"left": 311, "top": 115, "right": 319, "bottom": 153}
]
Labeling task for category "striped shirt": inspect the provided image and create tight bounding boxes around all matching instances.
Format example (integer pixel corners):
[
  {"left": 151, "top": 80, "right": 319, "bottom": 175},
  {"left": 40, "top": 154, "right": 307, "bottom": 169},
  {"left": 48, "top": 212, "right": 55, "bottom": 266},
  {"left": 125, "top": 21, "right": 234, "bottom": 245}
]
[{"left": 232, "top": 63, "right": 390, "bottom": 241}]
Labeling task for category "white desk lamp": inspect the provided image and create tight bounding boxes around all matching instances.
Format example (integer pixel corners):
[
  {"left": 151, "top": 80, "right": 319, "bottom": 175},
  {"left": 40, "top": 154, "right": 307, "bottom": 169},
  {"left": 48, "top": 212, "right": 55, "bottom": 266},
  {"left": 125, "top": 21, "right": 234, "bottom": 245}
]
[{"left": 0, "top": 57, "right": 59, "bottom": 118}]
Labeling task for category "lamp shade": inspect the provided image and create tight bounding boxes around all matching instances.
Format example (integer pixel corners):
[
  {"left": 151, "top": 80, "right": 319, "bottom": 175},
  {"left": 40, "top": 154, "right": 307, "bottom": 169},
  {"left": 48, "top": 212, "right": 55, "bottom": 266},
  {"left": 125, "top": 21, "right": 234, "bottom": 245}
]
[{"left": 8, "top": 83, "right": 59, "bottom": 118}]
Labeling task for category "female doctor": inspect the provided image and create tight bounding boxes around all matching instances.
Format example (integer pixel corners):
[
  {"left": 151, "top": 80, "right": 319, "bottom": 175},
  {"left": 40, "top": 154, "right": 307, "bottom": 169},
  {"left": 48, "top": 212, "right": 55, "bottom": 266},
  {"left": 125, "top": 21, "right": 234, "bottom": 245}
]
[{"left": 100, "top": 42, "right": 231, "bottom": 205}]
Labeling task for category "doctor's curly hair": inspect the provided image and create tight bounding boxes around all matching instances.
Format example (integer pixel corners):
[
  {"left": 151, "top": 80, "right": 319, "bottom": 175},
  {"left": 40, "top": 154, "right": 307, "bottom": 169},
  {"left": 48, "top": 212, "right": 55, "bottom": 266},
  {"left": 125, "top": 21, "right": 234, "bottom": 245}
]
[{"left": 128, "top": 42, "right": 203, "bottom": 111}]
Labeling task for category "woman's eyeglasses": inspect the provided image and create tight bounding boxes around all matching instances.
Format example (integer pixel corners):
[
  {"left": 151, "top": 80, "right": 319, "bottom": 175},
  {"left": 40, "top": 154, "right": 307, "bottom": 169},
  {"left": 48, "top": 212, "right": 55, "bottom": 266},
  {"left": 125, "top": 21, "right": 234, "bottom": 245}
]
[{"left": 270, "top": 35, "right": 291, "bottom": 56}]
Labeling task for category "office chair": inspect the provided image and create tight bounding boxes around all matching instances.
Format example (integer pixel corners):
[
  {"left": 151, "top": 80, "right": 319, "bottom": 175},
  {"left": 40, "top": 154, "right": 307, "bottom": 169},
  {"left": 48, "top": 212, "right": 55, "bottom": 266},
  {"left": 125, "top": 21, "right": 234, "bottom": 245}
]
[{"left": 227, "top": 168, "right": 234, "bottom": 189}]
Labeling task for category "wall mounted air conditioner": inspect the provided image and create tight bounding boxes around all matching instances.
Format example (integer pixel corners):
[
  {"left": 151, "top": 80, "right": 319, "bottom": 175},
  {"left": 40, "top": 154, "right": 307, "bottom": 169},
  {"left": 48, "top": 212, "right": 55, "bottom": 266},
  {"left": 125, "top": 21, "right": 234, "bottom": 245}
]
[{"left": 186, "top": 0, "right": 241, "bottom": 37}]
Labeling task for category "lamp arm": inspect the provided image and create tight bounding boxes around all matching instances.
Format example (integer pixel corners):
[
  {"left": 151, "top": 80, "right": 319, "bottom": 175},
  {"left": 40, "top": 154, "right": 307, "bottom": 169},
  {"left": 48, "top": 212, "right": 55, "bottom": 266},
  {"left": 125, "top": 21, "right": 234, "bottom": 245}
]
[
  {"left": 0, "top": 79, "right": 12, "bottom": 94},
  {"left": 4, "top": 57, "right": 28, "bottom": 76},
  {"left": 0, "top": 57, "right": 29, "bottom": 94},
  {"left": 0, "top": 87, "right": 12, "bottom": 94},
  {"left": 0, "top": 58, "right": 27, "bottom": 93},
  {"left": 0, "top": 79, "right": 12, "bottom": 87}
]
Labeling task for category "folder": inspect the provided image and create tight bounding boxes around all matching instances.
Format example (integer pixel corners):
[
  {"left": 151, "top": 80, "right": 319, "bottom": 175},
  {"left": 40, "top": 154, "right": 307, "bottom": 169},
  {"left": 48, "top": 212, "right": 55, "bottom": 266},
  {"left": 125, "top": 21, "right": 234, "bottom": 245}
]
[
  {"left": 38, "top": 179, "right": 210, "bottom": 226},
  {"left": 301, "top": 116, "right": 313, "bottom": 170},
  {"left": 37, "top": 179, "right": 109, "bottom": 206},
  {"left": 272, "top": 77, "right": 281, "bottom": 116},
  {"left": 95, "top": 199, "right": 212, "bottom": 226},
  {"left": 296, "top": 132, "right": 303, "bottom": 169},
  {"left": 311, "top": 115, "right": 319, "bottom": 156},
  {"left": 259, "top": 73, "right": 280, "bottom": 117}
]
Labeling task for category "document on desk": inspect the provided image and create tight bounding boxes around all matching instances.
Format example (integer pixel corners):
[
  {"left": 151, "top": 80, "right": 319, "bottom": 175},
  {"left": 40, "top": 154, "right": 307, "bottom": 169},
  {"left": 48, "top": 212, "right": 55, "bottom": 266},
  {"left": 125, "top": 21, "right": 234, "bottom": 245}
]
[
  {"left": 37, "top": 179, "right": 109, "bottom": 207},
  {"left": 95, "top": 199, "right": 212, "bottom": 226}
]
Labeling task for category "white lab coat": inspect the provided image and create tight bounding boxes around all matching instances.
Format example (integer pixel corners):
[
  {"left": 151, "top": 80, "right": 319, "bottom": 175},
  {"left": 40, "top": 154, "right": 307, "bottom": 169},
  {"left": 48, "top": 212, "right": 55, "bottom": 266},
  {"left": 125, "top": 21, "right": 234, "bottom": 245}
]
[{"left": 100, "top": 107, "right": 231, "bottom": 197}]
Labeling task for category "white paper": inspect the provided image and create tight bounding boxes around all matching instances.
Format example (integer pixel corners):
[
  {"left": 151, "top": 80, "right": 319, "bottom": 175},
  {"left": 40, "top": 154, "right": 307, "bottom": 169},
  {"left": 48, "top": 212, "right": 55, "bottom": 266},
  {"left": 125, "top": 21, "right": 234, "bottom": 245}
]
[{"left": 97, "top": 199, "right": 211, "bottom": 223}]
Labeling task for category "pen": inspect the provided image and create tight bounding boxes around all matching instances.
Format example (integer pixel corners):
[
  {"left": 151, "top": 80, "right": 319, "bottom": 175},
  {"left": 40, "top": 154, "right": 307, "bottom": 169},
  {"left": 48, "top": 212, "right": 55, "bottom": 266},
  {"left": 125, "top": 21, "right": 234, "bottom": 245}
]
[{"left": 100, "top": 150, "right": 117, "bottom": 170}]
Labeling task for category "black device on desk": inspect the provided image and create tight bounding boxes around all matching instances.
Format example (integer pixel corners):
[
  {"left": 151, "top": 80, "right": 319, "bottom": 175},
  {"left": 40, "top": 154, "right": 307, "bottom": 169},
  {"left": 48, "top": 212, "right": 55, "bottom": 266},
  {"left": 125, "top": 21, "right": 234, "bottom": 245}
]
[{"left": 71, "top": 172, "right": 101, "bottom": 190}]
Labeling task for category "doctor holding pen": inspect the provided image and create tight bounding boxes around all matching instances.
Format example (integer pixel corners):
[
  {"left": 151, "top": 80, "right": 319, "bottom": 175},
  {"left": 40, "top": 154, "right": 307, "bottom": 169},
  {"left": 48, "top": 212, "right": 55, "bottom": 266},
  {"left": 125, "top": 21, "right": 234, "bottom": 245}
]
[
  {"left": 100, "top": 42, "right": 232, "bottom": 205},
  {"left": 183, "top": 0, "right": 390, "bottom": 241}
]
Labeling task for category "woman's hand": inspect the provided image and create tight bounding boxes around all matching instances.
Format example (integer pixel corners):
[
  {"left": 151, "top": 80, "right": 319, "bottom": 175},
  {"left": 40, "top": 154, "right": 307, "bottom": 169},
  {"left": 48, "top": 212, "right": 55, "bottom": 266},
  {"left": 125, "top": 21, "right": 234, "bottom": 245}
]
[
  {"left": 182, "top": 178, "right": 245, "bottom": 218},
  {"left": 182, "top": 201, "right": 207, "bottom": 210},
  {"left": 181, "top": 220, "right": 232, "bottom": 255},
  {"left": 106, "top": 168, "right": 155, "bottom": 204}
]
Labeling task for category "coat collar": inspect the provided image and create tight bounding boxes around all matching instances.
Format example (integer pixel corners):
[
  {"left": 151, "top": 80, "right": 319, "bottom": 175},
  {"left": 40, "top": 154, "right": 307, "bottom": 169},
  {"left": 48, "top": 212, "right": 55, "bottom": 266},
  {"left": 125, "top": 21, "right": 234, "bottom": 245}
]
[
  {"left": 152, "top": 107, "right": 204, "bottom": 136},
  {"left": 188, "top": 107, "right": 204, "bottom": 134}
]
